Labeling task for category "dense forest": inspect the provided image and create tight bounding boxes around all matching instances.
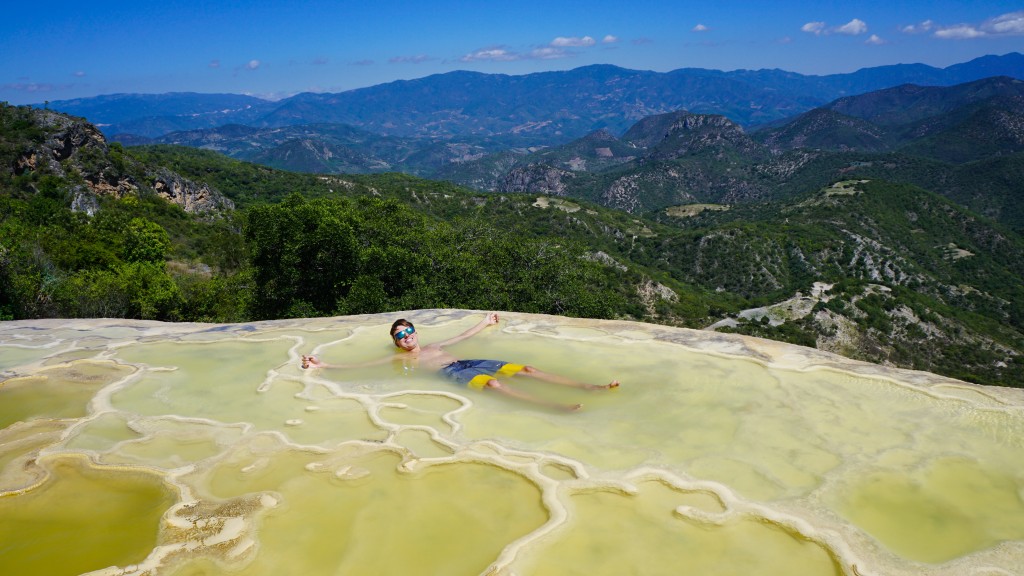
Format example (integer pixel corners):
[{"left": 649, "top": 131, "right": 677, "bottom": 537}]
[{"left": 0, "top": 105, "right": 647, "bottom": 324}]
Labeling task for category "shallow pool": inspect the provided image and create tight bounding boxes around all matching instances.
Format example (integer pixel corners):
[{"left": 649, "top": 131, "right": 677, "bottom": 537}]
[{"left": 1, "top": 311, "right": 1022, "bottom": 575}]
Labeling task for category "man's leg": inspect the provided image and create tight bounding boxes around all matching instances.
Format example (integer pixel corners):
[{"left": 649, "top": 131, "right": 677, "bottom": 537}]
[
  {"left": 483, "top": 379, "right": 582, "bottom": 411},
  {"left": 514, "top": 366, "right": 619, "bottom": 390}
]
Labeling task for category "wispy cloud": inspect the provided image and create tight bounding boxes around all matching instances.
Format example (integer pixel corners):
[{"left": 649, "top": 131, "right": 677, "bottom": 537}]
[
  {"left": 692, "top": 24, "right": 710, "bottom": 32},
  {"left": 73, "top": 71, "right": 86, "bottom": 77},
  {"left": 389, "top": 54, "right": 435, "bottom": 64},
  {"left": 232, "top": 59, "right": 262, "bottom": 76},
  {"left": 208, "top": 59, "right": 221, "bottom": 68},
  {"left": 900, "top": 20, "right": 935, "bottom": 34},
  {"left": 461, "top": 48, "right": 519, "bottom": 62},
  {"left": 934, "top": 25, "right": 986, "bottom": 40},
  {"left": 461, "top": 33, "right": 611, "bottom": 63},
  {"left": 2, "top": 82, "right": 74, "bottom": 94},
  {"left": 529, "top": 47, "right": 571, "bottom": 60},
  {"left": 311, "top": 57, "right": 329, "bottom": 65},
  {"left": 551, "top": 36, "right": 596, "bottom": 47},
  {"left": 926, "top": 11, "right": 1024, "bottom": 39},
  {"left": 801, "top": 19, "right": 868, "bottom": 36},
  {"left": 460, "top": 46, "right": 570, "bottom": 62},
  {"left": 865, "top": 34, "right": 886, "bottom": 45},
  {"left": 349, "top": 59, "right": 375, "bottom": 66}
]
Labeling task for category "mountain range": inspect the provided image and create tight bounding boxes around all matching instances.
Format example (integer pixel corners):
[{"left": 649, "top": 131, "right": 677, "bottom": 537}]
[
  {"left": 41, "top": 52, "right": 1024, "bottom": 142},
  {"left": 38, "top": 56, "right": 1024, "bottom": 235},
  {"left": 434, "top": 76, "right": 1024, "bottom": 230}
]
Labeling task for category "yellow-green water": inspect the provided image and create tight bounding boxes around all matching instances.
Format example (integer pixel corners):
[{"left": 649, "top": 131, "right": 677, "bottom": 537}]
[
  {"left": 1, "top": 311, "right": 1023, "bottom": 575},
  {"left": 0, "top": 455, "right": 176, "bottom": 576}
]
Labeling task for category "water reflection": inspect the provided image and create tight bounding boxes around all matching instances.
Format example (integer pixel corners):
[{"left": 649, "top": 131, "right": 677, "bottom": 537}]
[{"left": 1, "top": 312, "right": 1023, "bottom": 575}]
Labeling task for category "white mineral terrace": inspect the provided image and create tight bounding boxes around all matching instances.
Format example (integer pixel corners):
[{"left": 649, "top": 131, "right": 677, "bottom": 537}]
[{"left": 1, "top": 311, "right": 1023, "bottom": 576}]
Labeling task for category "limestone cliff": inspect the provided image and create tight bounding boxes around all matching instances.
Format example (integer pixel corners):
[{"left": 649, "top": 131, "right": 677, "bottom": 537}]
[
  {"left": 150, "top": 168, "right": 234, "bottom": 213},
  {"left": 7, "top": 106, "right": 233, "bottom": 215}
]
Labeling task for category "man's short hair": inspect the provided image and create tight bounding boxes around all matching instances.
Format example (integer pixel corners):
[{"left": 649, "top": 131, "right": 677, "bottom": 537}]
[{"left": 390, "top": 318, "right": 413, "bottom": 337}]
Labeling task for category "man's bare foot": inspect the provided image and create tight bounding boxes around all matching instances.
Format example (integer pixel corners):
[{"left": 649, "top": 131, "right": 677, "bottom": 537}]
[
  {"left": 586, "top": 380, "right": 620, "bottom": 390},
  {"left": 301, "top": 355, "right": 322, "bottom": 370},
  {"left": 561, "top": 403, "right": 583, "bottom": 412}
]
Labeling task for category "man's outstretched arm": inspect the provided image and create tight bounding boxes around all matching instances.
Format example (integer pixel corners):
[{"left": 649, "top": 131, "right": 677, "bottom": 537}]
[{"left": 433, "top": 312, "right": 500, "bottom": 348}]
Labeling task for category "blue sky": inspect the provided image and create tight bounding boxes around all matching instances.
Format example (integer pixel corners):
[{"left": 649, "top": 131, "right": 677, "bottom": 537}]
[{"left": 2, "top": 1, "right": 1023, "bottom": 105}]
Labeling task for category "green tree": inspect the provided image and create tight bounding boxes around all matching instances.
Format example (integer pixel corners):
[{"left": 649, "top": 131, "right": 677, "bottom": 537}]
[
  {"left": 122, "top": 218, "right": 171, "bottom": 263},
  {"left": 245, "top": 194, "right": 359, "bottom": 319}
]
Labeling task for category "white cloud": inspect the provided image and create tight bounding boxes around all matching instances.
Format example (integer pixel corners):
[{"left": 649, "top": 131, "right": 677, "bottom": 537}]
[
  {"left": 865, "top": 34, "right": 886, "bottom": 45},
  {"left": 73, "top": 71, "right": 86, "bottom": 77},
  {"left": 801, "top": 21, "right": 826, "bottom": 35},
  {"left": 208, "top": 59, "right": 221, "bottom": 68},
  {"left": 551, "top": 36, "right": 596, "bottom": 47},
  {"left": 461, "top": 33, "right": 612, "bottom": 64},
  {"left": 835, "top": 19, "right": 868, "bottom": 35},
  {"left": 900, "top": 19, "right": 934, "bottom": 34},
  {"left": 461, "top": 48, "right": 520, "bottom": 62},
  {"left": 989, "top": 11, "right": 1024, "bottom": 34},
  {"left": 246, "top": 59, "right": 261, "bottom": 70},
  {"left": 692, "top": 24, "right": 709, "bottom": 32},
  {"left": 922, "top": 11, "right": 1024, "bottom": 40},
  {"left": 460, "top": 44, "right": 577, "bottom": 62},
  {"left": 934, "top": 25, "right": 986, "bottom": 39}
]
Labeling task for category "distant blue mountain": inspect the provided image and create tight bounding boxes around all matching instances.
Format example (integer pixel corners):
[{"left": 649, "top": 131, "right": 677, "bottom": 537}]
[
  {"left": 39, "top": 92, "right": 274, "bottom": 128},
  {"left": 39, "top": 52, "right": 1024, "bottom": 142}
]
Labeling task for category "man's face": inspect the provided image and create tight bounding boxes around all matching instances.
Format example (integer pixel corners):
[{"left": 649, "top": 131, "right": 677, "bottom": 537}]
[{"left": 393, "top": 325, "right": 418, "bottom": 350}]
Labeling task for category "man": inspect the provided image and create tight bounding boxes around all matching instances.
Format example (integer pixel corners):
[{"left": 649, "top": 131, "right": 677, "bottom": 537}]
[{"left": 302, "top": 312, "right": 618, "bottom": 410}]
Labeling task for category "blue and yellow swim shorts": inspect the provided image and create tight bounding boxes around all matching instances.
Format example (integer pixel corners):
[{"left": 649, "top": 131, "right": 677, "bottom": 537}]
[{"left": 440, "top": 359, "right": 526, "bottom": 390}]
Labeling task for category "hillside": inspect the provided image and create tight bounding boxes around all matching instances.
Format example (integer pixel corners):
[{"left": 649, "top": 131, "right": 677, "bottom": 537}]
[
  {"left": 115, "top": 76, "right": 1024, "bottom": 235},
  {"left": 134, "top": 145, "right": 1024, "bottom": 386},
  {"left": 435, "top": 77, "right": 1024, "bottom": 232},
  {"left": 755, "top": 76, "right": 1024, "bottom": 161},
  {"left": 2, "top": 106, "right": 1022, "bottom": 386},
  {"left": 0, "top": 104, "right": 232, "bottom": 215},
  {"left": 658, "top": 180, "right": 1024, "bottom": 384}
]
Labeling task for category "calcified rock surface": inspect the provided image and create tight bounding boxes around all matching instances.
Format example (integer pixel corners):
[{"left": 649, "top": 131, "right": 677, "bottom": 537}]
[{"left": 1, "top": 311, "right": 1023, "bottom": 576}]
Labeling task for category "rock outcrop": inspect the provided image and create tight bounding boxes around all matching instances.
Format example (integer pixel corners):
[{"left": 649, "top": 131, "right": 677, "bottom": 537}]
[
  {"left": 151, "top": 168, "right": 234, "bottom": 213},
  {"left": 500, "top": 164, "right": 575, "bottom": 196},
  {"left": 8, "top": 105, "right": 233, "bottom": 214}
]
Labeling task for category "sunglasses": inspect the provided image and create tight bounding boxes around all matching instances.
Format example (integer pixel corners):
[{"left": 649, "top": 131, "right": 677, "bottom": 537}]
[{"left": 393, "top": 326, "right": 415, "bottom": 341}]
